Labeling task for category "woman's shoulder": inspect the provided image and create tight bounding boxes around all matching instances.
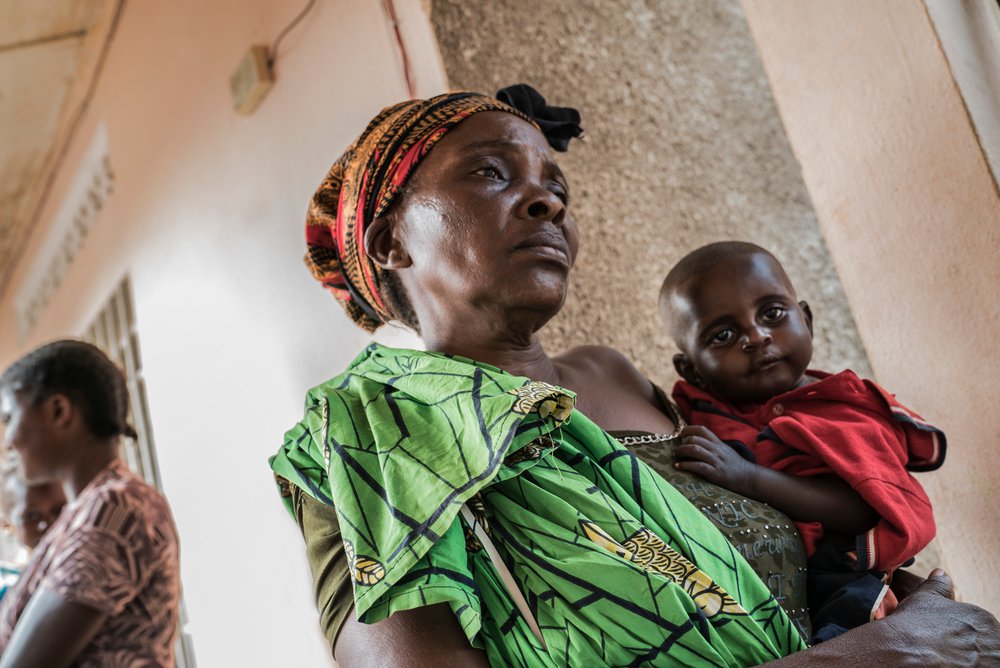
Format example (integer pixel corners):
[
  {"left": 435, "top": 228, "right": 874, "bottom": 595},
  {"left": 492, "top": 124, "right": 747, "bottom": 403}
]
[
  {"left": 556, "top": 345, "right": 654, "bottom": 396},
  {"left": 554, "top": 345, "right": 675, "bottom": 433},
  {"left": 76, "top": 462, "right": 178, "bottom": 548}
]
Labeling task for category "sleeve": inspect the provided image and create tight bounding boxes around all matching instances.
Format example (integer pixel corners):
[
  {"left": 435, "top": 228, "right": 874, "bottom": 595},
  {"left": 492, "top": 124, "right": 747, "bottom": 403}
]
[
  {"left": 294, "top": 485, "right": 486, "bottom": 649},
  {"left": 41, "top": 490, "right": 154, "bottom": 617},
  {"left": 769, "top": 402, "right": 936, "bottom": 571},
  {"left": 292, "top": 485, "right": 355, "bottom": 652}
]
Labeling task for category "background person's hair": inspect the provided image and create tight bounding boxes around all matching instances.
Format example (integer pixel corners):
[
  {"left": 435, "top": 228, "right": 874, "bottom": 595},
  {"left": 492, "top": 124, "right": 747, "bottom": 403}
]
[{"left": 0, "top": 339, "right": 137, "bottom": 440}]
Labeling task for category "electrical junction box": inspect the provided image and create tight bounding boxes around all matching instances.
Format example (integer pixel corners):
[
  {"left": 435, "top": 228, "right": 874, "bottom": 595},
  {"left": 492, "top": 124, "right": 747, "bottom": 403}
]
[{"left": 230, "top": 45, "right": 273, "bottom": 115}]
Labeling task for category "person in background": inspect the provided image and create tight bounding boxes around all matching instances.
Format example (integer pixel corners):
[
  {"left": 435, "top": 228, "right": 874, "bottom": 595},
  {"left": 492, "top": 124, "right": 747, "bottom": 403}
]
[
  {"left": 9, "top": 479, "right": 68, "bottom": 552},
  {"left": 0, "top": 340, "right": 180, "bottom": 667},
  {"left": 0, "top": 478, "right": 67, "bottom": 602}
]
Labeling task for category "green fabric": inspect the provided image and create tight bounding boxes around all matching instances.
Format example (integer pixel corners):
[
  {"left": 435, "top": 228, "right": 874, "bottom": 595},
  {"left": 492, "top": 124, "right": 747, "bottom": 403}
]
[
  {"left": 626, "top": 432, "right": 813, "bottom": 641},
  {"left": 271, "top": 344, "right": 805, "bottom": 666}
]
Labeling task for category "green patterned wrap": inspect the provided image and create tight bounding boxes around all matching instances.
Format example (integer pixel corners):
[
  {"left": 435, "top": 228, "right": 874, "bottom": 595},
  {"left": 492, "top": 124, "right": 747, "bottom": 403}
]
[{"left": 271, "top": 344, "right": 805, "bottom": 666}]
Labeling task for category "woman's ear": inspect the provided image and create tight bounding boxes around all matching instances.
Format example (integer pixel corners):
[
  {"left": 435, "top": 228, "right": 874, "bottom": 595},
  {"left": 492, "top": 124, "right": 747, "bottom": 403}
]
[
  {"left": 44, "top": 394, "right": 74, "bottom": 430},
  {"left": 799, "top": 300, "right": 814, "bottom": 337},
  {"left": 673, "top": 354, "right": 705, "bottom": 388},
  {"left": 364, "top": 214, "right": 411, "bottom": 270}
]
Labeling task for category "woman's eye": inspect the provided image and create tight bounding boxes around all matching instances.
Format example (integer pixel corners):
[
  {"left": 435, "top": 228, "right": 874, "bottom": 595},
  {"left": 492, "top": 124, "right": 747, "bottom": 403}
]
[
  {"left": 761, "top": 306, "right": 786, "bottom": 322},
  {"left": 551, "top": 185, "right": 569, "bottom": 204},
  {"left": 474, "top": 165, "right": 504, "bottom": 180},
  {"left": 710, "top": 329, "right": 734, "bottom": 345}
]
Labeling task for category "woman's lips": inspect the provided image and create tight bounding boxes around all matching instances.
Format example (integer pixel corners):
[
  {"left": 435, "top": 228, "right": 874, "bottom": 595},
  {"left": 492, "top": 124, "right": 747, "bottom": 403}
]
[{"left": 512, "top": 233, "right": 571, "bottom": 267}]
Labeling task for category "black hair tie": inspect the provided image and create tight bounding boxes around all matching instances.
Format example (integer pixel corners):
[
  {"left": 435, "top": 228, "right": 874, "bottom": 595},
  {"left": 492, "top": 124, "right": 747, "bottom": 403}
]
[{"left": 496, "top": 84, "right": 584, "bottom": 152}]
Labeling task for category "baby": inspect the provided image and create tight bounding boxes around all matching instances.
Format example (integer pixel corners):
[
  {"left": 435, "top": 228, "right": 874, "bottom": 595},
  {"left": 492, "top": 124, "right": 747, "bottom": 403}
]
[{"left": 659, "top": 241, "right": 945, "bottom": 643}]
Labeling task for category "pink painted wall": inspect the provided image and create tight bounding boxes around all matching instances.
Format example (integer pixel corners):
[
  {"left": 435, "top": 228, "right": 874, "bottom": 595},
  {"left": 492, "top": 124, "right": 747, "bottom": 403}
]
[
  {"left": 0, "top": 0, "right": 442, "bottom": 664},
  {"left": 741, "top": 0, "right": 1000, "bottom": 610}
]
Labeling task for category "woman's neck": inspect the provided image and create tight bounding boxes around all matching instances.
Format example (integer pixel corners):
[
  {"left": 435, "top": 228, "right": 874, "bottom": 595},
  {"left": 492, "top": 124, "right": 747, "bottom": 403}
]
[
  {"left": 418, "top": 304, "right": 565, "bottom": 383},
  {"left": 64, "top": 438, "right": 120, "bottom": 501},
  {"left": 424, "top": 334, "right": 561, "bottom": 385}
]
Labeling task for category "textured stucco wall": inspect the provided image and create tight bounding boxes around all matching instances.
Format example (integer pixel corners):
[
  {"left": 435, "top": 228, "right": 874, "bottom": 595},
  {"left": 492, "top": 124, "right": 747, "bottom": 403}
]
[{"left": 429, "top": 0, "right": 871, "bottom": 390}]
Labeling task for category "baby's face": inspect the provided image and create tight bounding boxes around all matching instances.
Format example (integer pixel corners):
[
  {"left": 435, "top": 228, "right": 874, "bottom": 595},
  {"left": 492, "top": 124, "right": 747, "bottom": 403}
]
[{"left": 667, "top": 253, "right": 813, "bottom": 406}]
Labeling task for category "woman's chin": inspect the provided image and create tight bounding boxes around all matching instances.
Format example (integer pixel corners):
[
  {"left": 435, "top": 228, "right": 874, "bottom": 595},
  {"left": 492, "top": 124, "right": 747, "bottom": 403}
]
[
  {"left": 504, "top": 284, "right": 569, "bottom": 325},
  {"left": 21, "top": 467, "right": 58, "bottom": 486}
]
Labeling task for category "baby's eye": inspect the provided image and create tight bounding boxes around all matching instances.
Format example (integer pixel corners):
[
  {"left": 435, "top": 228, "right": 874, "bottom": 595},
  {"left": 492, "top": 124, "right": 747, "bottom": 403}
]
[
  {"left": 709, "top": 329, "right": 734, "bottom": 345},
  {"left": 761, "top": 306, "right": 786, "bottom": 322}
]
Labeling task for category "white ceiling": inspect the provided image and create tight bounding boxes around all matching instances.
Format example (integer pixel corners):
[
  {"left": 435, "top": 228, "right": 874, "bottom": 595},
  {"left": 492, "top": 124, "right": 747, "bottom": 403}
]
[{"left": 0, "top": 0, "right": 108, "bottom": 294}]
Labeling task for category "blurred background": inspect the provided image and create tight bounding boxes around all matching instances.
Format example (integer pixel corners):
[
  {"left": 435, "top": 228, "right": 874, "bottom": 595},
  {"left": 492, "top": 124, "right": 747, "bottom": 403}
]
[{"left": 0, "top": 0, "right": 997, "bottom": 665}]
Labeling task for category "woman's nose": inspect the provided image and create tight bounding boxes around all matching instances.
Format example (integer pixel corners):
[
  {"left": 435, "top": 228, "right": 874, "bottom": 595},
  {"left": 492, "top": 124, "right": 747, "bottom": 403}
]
[{"left": 518, "top": 186, "right": 566, "bottom": 225}]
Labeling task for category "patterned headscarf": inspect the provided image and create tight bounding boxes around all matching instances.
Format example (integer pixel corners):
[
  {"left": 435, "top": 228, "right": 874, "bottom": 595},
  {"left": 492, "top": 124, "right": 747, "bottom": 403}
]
[{"left": 304, "top": 87, "right": 582, "bottom": 332}]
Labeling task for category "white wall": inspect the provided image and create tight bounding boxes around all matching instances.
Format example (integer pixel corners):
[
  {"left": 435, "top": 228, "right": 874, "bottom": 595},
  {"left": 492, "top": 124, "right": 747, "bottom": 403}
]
[{"left": 0, "top": 0, "right": 441, "bottom": 664}]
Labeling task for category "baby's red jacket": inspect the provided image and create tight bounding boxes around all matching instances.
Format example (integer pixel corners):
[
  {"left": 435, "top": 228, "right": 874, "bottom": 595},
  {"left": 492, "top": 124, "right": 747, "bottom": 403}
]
[{"left": 673, "top": 370, "right": 945, "bottom": 571}]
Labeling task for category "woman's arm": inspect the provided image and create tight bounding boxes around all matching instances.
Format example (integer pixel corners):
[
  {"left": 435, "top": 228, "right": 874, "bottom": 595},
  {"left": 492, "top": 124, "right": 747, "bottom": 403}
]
[
  {"left": 293, "top": 487, "right": 490, "bottom": 666},
  {"left": 762, "top": 570, "right": 1000, "bottom": 666},
  {"left": 335, "top": 603, "right": 490, "bottom": 667},
  {"left": 0, "top": 588, "right": 106, "bottom": 668}
]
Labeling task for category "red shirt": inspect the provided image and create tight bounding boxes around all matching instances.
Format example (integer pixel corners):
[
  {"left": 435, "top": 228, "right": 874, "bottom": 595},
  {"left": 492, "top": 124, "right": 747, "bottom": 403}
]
[{"left": 673, "top": 370, "right": 945, "bottom": 571}]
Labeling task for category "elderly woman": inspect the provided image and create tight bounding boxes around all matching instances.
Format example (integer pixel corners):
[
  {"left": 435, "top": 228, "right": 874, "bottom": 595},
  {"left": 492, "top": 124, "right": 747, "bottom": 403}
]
[{"left": 271, "top": 87, "right": 1000, "bottom": 666}]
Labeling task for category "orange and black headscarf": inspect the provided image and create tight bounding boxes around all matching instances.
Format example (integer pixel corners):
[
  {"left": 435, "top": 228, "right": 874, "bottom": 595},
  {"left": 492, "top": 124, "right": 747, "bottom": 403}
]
[{"left": 304, "top": 85, "right": 583, "bottom": 331}]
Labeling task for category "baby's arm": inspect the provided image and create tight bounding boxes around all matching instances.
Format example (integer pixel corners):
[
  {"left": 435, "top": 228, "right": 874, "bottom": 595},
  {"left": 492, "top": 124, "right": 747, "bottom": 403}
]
[{"left": 673, "top": 425, "right": 879, "bottom": 536}]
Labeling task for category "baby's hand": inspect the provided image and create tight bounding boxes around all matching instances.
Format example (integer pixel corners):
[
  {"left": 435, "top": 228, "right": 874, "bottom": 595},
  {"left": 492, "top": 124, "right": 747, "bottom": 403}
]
[{"left": 672, "top": 425, "right": 759, "bottom": 497}]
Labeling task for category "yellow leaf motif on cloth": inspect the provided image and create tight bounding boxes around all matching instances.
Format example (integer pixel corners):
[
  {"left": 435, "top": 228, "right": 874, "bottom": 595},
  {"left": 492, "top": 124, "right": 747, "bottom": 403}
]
[
  {"left": 344, "top": 539, "right": 386, "bottom": 587},
  {"left": 503, "top": 436, "right": 557, "bottom": 467},
  {"left": 508, "top": 381, "right": 575, "bottom": 424},
  {"left": 579, "top": 521, "right": 747, "bottom": 618}
]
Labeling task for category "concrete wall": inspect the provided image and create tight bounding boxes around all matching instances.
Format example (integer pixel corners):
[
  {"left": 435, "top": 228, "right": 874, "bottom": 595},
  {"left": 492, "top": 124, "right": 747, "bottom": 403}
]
[
  {"left": 741, "top": 0, "right": 1000, "bottom": 610},
  {"left": 0, "top": 0, "right": 443, "bottom": 665},
  {"left": 429, "top": 0, "right": 871, "bottom": 389}
]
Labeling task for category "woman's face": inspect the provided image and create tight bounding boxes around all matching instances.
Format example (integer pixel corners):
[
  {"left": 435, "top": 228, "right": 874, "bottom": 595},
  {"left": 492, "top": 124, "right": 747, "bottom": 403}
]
[
  {"left": 0, "top": 388, "right": 67, "bottom": 485},
  {"left": 386, "top": 112, "right": 580, "bottom": 333}
]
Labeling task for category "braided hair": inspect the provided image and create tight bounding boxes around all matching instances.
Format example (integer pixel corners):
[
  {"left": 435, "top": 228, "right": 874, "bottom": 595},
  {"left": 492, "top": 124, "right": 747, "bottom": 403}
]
[{"left": 0, "top": 340, "right": 137, "bottom": 440}]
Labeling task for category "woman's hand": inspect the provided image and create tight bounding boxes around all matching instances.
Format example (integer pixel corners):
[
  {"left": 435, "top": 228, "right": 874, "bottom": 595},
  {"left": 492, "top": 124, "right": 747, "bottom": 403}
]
[
  {"left": 882, "top": 570, "right": 1000, "bottom": 665},
  {"left": 889, "top": 568, "right": 925, "bottom": 601},
  {"left": 763, "top": 570, "right": 1000, "bottom": 666},
  {"left": 673, "top": 425, "right": 759, "bottom": 497}
]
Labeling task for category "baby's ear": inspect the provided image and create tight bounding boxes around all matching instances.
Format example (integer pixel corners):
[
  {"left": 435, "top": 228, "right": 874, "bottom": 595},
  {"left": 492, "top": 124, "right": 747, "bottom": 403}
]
[
  {"left": 673, "top": 354, "right": 705, "bottom": 388},
  {"left": 364, "top": 214, "right": 411, "bottom": 270},
  {"left": 799, "top": 300, "right": 814, "bottom": 337}
]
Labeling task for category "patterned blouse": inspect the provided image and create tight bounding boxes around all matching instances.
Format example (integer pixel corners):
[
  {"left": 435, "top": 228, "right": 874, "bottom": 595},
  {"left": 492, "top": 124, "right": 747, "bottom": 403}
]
[{"left": 0, "top": 459, "right": 180, "bottom": 666}]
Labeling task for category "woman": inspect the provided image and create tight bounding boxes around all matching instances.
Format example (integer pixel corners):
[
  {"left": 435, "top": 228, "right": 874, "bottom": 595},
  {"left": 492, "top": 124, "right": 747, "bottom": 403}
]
[
  {"left": 0, "top": 340, "right": 180, "bottom": 667},
  {"left": 271, "top": 87, "right": 1000, "bottom": 666}
]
